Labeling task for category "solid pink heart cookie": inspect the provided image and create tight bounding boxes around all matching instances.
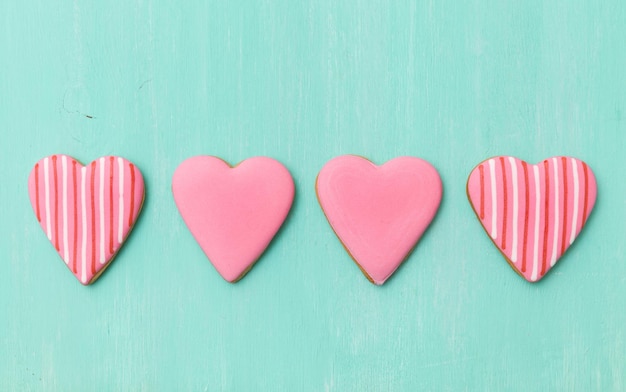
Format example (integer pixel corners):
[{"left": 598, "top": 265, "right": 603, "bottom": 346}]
[
  {"left": 316, "top": 155, "right": 442, "bottom": 285},
  {"left": 467, "top": 156, "right": 597, "bottom": 282},
  {"left": 28, "top": 155, "right": 145, "bottom": 285},
  {"left": 172, "top": 156, "right": 294, "bottom": 283}
]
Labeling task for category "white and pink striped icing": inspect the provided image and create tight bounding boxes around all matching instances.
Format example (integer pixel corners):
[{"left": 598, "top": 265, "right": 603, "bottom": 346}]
[
  {"left": 28, "top": 155, "right": 145, "bottom": 285},
  {"left": 467, "top": 156, "right": 597, "bottom": 282}
]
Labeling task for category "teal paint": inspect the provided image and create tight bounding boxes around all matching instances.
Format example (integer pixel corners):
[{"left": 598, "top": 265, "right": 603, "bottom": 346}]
[{"left": 1, "top": 1, "right": 625, "bottom": 390}]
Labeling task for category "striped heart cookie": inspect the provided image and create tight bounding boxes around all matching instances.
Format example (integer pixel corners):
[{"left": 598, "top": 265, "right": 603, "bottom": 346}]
[
  {"left": 28, "top": 155, "right": 145, "bottom": 285},
  {"left": 467, "top": 156, "right": 596, "bottom": 282}
]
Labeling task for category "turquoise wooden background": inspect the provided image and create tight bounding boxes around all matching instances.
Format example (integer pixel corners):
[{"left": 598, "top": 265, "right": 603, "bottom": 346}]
[{"left": 2, "top": 1, "right": 625, "bottom": 391}]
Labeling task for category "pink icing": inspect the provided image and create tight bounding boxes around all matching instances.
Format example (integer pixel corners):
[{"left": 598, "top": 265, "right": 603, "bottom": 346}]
[
  {"left": 467, "top": 156, "right": 597, "bottom": 282},
  {"left": 172, "top": 156, "right": 294, "bottom": 282},
  {"left": 27, "top": 155, "right": 145, "bottom": 285},
  {"left": 316, "top": 155, "right": 442, "bottom": 285}
]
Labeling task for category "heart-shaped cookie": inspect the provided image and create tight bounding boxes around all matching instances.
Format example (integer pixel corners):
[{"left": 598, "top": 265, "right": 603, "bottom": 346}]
[
  {"left": 172, "top": 156, "right": 294, "bottom": 282},
  {"left": 316, "top": 155, "right": 442, "bottom": 285},
  {"left": 28, "top": 155, "right": 145, "bottom": 285},
  {"left": 467, "top": 156, "right": 597, "bottom": 282}
]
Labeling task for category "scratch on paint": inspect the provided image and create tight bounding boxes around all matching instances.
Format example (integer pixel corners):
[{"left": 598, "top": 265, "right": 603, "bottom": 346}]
[
  {"left": 60, "top": 88, "right": 96, "bottom": 119},
  {"left": 138, "top": 79, "right": 153, "bottom": 91}
]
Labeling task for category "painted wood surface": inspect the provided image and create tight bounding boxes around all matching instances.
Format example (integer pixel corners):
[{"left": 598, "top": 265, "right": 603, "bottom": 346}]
[{"left": 1, "top": 1, "right": 625, "bottom": 390}]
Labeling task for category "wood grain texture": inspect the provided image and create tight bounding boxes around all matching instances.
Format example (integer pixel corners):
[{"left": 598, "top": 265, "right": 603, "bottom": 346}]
[{"left": 1, "top": 1, "right": 625, "bottom": 391}]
